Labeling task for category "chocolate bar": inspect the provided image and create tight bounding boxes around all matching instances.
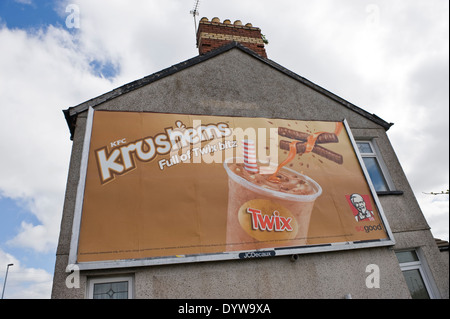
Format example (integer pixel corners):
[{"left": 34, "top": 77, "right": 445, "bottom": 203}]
[
  {"left": 278, "top": 127, "right": 339, "bottom": 144},
  {"left": 279, "top": 140, "right": 343, "bottom": 165}
]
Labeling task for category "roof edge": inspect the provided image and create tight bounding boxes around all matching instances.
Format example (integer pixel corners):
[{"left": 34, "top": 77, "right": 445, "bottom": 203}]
[
  {"left": 63, "top": 41, "right": 393, "bottom": 140},
  {"left": 234, "top": 44, "right": 394, "bottom": 131},
  {"left": 64, "top": 42, "right": 242, "bottom": 139}
]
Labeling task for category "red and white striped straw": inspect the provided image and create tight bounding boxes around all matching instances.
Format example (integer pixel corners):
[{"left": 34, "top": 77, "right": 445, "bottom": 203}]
[{"left": 242, "top": 139, "right": 258, "bottom": 173}]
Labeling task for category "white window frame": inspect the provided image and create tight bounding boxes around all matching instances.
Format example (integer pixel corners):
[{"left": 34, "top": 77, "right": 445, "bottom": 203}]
[
  {"left": 356, "top": 140, "right": 395, "bottom": 192},
  {"left": 396, "top": 249, "right": 440, "bottom": 299},
  {"left": 87, "top": 275, "right": 134, "bottom": 299}
]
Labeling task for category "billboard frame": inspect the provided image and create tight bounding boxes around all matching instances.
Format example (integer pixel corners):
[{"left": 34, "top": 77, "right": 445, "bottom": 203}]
[{"left": 67, "top": 107, "right": 395, "bottom": 271}]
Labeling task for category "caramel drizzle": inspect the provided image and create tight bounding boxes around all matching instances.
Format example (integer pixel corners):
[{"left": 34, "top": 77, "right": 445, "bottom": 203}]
[
  {"left": 334, "top": 122, "right": 343, "bottom": 136},
  {"left": 268, "top": 141, "right": 298, "bottom": 183},
  {"left": 268, "top": 122, "right": 343, "bottom": 183}
]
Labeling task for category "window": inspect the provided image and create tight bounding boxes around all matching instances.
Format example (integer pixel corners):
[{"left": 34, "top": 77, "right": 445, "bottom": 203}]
[
  {"left": 356, "top": 141, "right": 393, "bottom": 192},
  {"left": 395, "top": 249, "right": 438, "bottom": 299},
  {"left": 87, "top": 276, "right": 134, "bottom": 299}
]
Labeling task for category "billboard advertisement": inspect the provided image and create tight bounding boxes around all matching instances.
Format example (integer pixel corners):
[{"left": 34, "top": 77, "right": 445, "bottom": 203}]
[{"left": 69, "top": 109, "right": 394, "bottom": 269}]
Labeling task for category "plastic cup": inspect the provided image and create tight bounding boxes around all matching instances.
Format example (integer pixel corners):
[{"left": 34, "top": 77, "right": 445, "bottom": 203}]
[{"left": 223, "top": 157, "right": 322, "bottom": 251}]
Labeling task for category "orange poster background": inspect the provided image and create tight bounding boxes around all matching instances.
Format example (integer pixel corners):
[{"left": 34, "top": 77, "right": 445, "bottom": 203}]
[{"left": 76, "top": 111, "right": 388, "bottom": 263}]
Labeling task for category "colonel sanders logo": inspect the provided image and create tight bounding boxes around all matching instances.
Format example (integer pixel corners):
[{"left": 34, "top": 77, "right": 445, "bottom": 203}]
[{"left": 347, "top": 193, "right": 375, "bottom": 222}]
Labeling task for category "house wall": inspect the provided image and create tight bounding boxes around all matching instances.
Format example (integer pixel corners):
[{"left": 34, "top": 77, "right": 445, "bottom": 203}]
[{"left": 52, "top": 48, "right": 448, "bottom": 298}]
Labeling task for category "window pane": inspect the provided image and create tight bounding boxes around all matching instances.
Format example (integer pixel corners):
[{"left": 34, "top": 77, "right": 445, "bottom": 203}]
[
  {"left": 357, "top": 142, "right": 373, "bottom": 154},
  {"left": 402, "top": 269, "right": 430, "bottom": 299},
  {"left": 112, "top": 292, "right": 128, "bottom": 299},
  {"left": 93, "top": 281, "right": 128, "bottom": 299},
  {"left": 111, "top": 281, "right": 128, "bottom": 293},
  {"left": 396, "top": 250, "right": 419, "bottom": 264},
  {"left": 362, "top": 157, "right": 389, "bottom": 192},
  {"left": 93, "top": 282, "right": 110, "bottom": 295}
]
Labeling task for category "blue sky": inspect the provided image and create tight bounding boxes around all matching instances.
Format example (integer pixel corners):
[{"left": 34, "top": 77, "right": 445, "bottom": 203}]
[
  {"left": 0, "top": 198, "right": 38, "bottom": 270},
  {"left": 0, "top": 0, "right": 118, "bottom": 78},
  {"left": 0, "top": 0, "right": 448, "bottom": 298},
  {"left": 0, "top": 196, "right": 57, "bottom": 267},
  {"left": 0, "top": 0, "right": 61, "bottom": 29}
]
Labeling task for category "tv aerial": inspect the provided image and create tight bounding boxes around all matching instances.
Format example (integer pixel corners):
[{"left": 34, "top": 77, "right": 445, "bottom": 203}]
[{"left": 190, "top": 0, "right": 201, "bottom": 35}]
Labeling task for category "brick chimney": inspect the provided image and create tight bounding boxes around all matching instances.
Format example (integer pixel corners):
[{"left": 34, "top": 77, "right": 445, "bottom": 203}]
[{"left": 196, "top": 17, "right": 267, "bottom": 58}]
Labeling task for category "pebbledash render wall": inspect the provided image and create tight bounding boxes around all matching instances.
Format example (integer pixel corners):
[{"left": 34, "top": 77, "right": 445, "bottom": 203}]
[{"left": 52, "top": 39, "right": 448, "bottom": 298}]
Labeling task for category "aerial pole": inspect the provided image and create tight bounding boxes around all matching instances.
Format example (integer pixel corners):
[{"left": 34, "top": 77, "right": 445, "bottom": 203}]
[{"left": 190, "top": 0, "right": 201, "bottom": 38}]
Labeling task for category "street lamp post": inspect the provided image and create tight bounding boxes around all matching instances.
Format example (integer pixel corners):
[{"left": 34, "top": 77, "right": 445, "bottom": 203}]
[{"left": 1, "top": 263, "right": 14, "bottom": 299}]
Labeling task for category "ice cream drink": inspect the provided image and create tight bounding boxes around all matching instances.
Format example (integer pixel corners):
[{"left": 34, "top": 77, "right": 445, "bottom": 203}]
[{"left": 223, "top": 158, "right": 322, "bottom": 251}]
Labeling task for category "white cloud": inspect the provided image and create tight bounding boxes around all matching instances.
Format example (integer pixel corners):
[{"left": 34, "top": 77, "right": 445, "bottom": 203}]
[
  {"left": 417, "top": 193, "right": 450, "bottom": 241},
  {"left": 60, "top": 0, "right": 198, "bottom": 82},
  {"left": 0, "top": 248, "right": 52, "bottom": 299},
  {"left": 0, "top": 25, "right": 117, "bottom": 253}
]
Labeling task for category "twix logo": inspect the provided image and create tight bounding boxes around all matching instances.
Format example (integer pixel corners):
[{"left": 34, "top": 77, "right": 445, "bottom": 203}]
[
  {"left": 246, "top": 208, "right": 293, "bottom": 232},
  {"left": 95, "top": 120, "right": 232, "bottom": 184}
]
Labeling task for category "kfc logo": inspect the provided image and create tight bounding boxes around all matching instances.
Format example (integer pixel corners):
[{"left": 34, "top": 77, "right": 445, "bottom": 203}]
[{"left": 346, "top": 193, "right": 375, "bottom": 222}]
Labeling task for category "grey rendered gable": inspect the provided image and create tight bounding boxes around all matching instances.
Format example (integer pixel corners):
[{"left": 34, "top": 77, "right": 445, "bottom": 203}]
[{"left": 64, "top": 42, "right": 392, "bottom": 139}]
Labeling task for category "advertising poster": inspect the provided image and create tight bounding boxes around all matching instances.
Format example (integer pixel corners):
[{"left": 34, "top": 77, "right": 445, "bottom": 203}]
[{"left": 72, "top": 110, "right": 394, "bottom": 267}]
